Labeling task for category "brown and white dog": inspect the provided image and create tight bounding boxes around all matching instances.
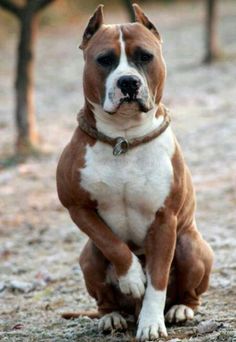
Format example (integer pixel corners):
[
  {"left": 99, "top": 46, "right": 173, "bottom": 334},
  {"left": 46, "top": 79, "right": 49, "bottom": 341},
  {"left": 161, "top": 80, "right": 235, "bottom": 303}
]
[{"left": 56, "top": 4, "right": 214, "bottom": 341}]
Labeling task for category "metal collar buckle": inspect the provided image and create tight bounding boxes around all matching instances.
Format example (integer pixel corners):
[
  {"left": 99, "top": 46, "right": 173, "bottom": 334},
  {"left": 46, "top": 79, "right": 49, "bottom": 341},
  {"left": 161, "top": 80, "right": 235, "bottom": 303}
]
[{"left": 113, "top": 137, "right": 129, "bottom": 156}]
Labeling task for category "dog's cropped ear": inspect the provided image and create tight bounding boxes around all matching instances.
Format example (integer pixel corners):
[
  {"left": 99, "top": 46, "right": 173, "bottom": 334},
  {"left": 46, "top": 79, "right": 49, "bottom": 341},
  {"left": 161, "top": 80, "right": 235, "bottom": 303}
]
[
  {"left": 79, "top": 5, "right": 104, "bottom": 50},
  {"left": 132, "top": 3, "right": 161, "bottom": 42}
]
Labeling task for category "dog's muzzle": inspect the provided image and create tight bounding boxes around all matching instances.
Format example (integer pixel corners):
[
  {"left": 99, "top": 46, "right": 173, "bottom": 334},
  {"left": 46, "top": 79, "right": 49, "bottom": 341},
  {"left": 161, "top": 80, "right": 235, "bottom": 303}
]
[{"left": 103, "top": 71, "right": 152, "bottom": 114}]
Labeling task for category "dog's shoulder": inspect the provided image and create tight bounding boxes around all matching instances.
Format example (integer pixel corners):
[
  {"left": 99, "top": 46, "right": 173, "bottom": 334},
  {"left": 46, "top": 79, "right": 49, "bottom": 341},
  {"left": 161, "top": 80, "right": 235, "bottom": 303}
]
[{"left": 56, "top": 126, "right": 95, "bottom": 209}]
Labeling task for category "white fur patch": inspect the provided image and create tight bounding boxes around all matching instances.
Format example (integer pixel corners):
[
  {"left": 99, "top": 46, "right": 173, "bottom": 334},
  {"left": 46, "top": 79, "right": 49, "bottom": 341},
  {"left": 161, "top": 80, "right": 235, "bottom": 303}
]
[
  {"left": 103, "top": 27, "right": 150, "bottom": 113},
  {"left": 118, "top": 253, "right": 146, "bottom": 298},
  {"left": 80, "top": 123, "right": 175, "bottom": 247},
  {"left": 165, "top": 304, "right": 194, "bottom": 323},
  {"left": 98, "top": 312, "right": 127, "bottom": 331},
  {"left": 137, "top": 274, "right": 167, "bottom": 341}
]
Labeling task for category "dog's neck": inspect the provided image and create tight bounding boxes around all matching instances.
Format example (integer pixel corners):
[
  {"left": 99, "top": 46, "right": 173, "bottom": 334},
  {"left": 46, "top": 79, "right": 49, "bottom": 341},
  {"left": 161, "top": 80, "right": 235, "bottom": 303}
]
[{"left": 83, "top": 101, "right": 167, "bottom": 140}]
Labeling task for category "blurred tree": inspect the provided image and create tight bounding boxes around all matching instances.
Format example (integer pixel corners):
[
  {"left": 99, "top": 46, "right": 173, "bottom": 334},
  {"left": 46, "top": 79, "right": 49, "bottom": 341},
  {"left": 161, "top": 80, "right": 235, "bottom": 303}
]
[
  {"left": 121, "top": 0, "right": 135, "bottom": 22},
  {"left": 0, "top": 0, "right": 55, "bottom": 155},
  {"left": 204, "top": 0, "right": 221, "bottom": 63}
]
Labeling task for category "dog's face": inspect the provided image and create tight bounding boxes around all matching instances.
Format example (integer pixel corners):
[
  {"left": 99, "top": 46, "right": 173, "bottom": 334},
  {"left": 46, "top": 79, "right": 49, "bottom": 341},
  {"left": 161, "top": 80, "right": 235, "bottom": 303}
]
[{"left": 80, "top": 4, "right": 166, "bottom": 117}]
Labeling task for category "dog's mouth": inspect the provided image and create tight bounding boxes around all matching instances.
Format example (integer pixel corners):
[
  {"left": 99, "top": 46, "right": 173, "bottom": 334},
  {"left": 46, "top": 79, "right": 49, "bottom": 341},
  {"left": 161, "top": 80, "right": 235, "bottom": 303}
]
[
  {"left": 105, "top": 96, "right": 151, "bottom": 115},
  {"left": 121, "top": 97, "right": 150, "bottom": 112}
]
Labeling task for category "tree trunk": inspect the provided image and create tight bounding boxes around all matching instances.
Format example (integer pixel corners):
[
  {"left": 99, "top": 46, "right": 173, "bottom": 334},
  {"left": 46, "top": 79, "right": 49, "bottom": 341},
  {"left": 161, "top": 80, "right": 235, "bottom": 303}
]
[
  {"left": 204, "top": 0, "right": 220, "bottom": 63},
  {"left": 122, "top": 0, "right": 135, "bottom": 22},
  {"left": 15, "top": 8, "right": 39, "bottom": 155}
]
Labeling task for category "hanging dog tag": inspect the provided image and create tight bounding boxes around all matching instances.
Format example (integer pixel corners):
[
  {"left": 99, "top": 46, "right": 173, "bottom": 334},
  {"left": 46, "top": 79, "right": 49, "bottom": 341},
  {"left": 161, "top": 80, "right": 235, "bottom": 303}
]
[{"left": 113, "top": 137, "right": 129, "bottom": 156}]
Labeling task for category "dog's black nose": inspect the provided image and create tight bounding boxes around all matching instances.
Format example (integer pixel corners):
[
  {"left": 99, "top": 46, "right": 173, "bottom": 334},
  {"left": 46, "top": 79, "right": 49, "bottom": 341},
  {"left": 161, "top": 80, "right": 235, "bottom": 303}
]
[{"left": 117, "top": 76, "right": 141, "bottom": 98}]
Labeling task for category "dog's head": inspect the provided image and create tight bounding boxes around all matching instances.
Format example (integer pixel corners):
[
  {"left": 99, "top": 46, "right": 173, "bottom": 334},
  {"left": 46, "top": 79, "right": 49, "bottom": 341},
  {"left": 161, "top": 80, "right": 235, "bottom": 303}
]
[{"left": 80, "top": 4, "right": 166, "bottom": 117}]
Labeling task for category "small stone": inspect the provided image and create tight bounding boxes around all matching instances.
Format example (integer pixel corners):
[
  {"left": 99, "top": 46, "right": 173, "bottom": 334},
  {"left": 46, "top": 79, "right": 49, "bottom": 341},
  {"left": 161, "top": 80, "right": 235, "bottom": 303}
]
[
  {"left": 0, "top": 281, "right": 5, "bottom": 292},
  {"left": 197, "top": 320, "right": 220, "bottom": 334},
  {"left": 35, "top": 270, "right": 52, "bottom": 284},
  {"left": 72, "top": 265, "right": 81, "bottom": 274},
  {"left": 9, "top": 280, "right": 34, "bottom": 293}
]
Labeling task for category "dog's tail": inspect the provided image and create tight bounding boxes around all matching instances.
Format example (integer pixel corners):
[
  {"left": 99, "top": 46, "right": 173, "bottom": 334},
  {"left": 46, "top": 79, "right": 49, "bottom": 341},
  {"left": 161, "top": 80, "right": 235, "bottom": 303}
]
[{"left": 61, "top": 310, "right": 100, "bottom": 320}]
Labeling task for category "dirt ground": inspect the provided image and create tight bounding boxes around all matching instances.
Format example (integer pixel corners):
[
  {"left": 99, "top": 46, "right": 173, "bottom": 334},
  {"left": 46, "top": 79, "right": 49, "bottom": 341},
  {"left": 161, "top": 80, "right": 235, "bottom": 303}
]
[{"left": 0, "top": 1, "right": 236, "bottom": 341}]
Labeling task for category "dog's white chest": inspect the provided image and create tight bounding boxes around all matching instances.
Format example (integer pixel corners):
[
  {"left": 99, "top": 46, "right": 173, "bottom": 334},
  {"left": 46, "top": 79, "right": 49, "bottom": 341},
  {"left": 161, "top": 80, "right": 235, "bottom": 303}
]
[{"left": 80, "top": 127, "right": 175, "bottom": 247}]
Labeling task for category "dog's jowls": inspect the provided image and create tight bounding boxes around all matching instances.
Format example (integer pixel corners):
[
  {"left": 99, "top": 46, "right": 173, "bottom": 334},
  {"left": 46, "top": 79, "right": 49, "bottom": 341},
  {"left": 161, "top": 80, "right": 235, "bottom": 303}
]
[{"left": 56, "top": 4, "right": 214, "bottom": 341}]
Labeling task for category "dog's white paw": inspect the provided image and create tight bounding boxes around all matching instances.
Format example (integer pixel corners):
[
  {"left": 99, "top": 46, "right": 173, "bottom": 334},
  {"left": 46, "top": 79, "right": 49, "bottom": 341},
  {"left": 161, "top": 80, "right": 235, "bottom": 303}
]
[
  {"left": 98, "top": 312, "right": 127, "bottom": 331},
  {"left": 165, "top": 304, "right": 194, "bottom": 323},
  {"left": 118, "top": 254, "right": 146, "bottom": 299},
  {"left": 136, "top": 316, "right": 167, "bottom": 341}
]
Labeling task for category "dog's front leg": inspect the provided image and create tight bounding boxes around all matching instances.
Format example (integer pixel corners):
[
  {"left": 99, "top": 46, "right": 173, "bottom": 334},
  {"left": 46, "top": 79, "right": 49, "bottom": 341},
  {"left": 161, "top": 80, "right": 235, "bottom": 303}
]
[
  {"left": 136, "top": 210, "right": 177, "bottom": 341},
  {"left": 69, "top": 206, "right": 146, "bottom": 299}
]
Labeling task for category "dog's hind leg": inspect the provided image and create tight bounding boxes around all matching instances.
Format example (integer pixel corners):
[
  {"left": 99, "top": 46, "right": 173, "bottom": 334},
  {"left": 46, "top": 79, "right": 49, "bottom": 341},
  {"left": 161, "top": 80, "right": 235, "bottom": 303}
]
[
  {"left": 61, "top": 310, "right": 100, "bottom": 320},
  {"left": 165, "top": 225, "right": 214, "bottom": 323}
]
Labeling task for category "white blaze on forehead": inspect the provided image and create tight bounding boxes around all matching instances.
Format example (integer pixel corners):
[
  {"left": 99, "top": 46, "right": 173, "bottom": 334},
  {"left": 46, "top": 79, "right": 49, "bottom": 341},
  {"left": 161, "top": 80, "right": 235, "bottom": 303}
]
[
  {"left": 117, "top": 26, "right": 132, "bottom": 73},
  {"left": 103, "top": 27, "right": 148, "bottom": 113}
]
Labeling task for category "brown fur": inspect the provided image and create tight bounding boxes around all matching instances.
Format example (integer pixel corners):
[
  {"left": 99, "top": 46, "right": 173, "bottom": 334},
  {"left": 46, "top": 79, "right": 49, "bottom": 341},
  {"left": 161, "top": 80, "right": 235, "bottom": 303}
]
[
  {"left": 122, "top": 23, "right": 166, "bottom": 105},
  {"left": 57, "top": 4, "right": 213, "bottom": 325},
  {"left": 57, "top": 127, "right": 133, "bottom": 277},
  {"left": 144, "top": 143, "right": 214, "bottom": 310}
]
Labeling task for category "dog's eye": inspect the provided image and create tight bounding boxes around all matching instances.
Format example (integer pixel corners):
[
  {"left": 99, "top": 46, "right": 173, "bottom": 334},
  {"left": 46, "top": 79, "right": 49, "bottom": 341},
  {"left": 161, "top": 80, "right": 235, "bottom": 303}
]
[
  {"left": 97, "top": 54, "right": 115, "bottom": 67},
  {"left": 134, "top": 49, "right": 154, "bottom": 65},
  {"left": 139, "top": 52, "right": 153, "bottom": 63}
]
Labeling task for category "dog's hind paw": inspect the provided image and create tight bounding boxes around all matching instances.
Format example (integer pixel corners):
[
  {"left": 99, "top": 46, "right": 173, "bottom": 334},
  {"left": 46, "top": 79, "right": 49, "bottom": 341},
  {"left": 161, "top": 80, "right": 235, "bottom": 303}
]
[
  {"left": 98, "top": 312, "right": 127, "bottom": 331},
  {"left": 165, "top": 304, "right": 194, "bottom": 323},
  {"left": 118, "top": 253, "right": 146, "bottom": 299}
]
